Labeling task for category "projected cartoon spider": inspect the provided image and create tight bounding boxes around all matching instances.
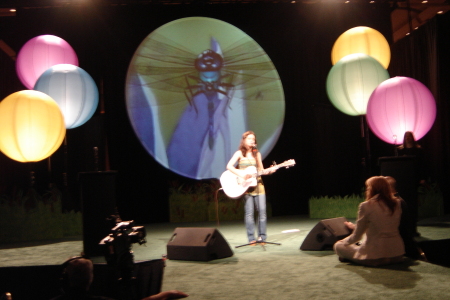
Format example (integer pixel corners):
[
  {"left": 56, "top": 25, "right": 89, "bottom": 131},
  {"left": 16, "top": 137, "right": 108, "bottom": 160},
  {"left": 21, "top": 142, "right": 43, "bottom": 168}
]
[{"left": 126, "top": 27, "right": 284, "bottom": 180}]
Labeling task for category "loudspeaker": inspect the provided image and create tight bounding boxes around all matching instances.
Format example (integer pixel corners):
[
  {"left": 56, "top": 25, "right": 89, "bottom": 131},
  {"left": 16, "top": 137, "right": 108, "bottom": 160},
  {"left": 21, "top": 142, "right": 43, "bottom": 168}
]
[
  {"left": 300, "top": 217, "right": 351, "bottom": 250},
  {"left": 379, "top": 156, "right": 419, "bottom": 232},
  {"left": 79, "top": 171, "right": 118, "bottom": 257},
  {"left": 167, "top": 227, "right": 233, "bottom": 261}
]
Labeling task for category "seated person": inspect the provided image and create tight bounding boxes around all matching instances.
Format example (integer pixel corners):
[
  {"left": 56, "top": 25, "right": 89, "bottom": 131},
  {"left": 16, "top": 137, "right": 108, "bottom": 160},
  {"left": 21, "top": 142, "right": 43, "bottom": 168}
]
[
  {"left": 51, "top": 257, "right": 188, "bottom": 300},
  {"left": 334, "top": 176, "right": 405, "bottom": 267},
  {"left": 50, "top": 257, "right": 106, "bottom": 300},
  {"left": 342, "top": 176, "right": 425, "bottom": 260}
]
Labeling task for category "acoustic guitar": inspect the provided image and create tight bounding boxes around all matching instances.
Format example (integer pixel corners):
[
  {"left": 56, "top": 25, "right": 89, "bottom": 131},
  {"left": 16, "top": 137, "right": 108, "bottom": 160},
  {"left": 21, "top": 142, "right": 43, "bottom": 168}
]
[{"left": 220, "top": 159, "right": 296, "bottom": 198}]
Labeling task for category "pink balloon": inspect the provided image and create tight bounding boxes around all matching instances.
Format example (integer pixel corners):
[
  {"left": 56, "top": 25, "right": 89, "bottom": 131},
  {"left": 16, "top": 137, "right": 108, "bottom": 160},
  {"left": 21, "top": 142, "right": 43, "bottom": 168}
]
[
  {"left": 16, "top": 35, "right": 78, "bottom": 89},
  {"left": 366, "top": 76, "right": 436, "bottom": 144}
]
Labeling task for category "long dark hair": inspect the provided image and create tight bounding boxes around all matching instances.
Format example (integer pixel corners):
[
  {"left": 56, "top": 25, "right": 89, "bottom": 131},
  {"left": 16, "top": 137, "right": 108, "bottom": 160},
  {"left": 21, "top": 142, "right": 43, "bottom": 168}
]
[
  {"left": 239, "top": 131, "right": 258, "bottom": 158},
  {"left": 365, "top": 176, "right": 398, "bottom": 215},
  {"left": 399, "top": 131, "right": 421, "bottom": 149}
]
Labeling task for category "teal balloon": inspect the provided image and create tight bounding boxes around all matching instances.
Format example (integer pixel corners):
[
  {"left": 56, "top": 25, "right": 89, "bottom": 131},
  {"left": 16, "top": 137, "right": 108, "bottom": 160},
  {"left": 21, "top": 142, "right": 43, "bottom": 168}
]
[
  {"left": 326, "top": 53, "right": 389, "bottom": 116},
  {"left": 34, "top": 64, "right": 99, "bottom": 129}
]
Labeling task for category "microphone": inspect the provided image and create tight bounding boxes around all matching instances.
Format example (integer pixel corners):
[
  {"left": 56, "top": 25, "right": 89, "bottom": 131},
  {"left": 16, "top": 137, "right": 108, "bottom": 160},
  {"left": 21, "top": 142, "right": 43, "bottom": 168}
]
[{"left": 251, "top": 144, "right": 257, "bottom": 150}]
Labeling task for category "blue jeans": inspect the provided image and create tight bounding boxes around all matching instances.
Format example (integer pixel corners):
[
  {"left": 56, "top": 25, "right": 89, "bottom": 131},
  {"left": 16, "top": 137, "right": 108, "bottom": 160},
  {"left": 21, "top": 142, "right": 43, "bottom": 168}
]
[{"left": 244, "top": 194, "right": 267, "bottom": 242}]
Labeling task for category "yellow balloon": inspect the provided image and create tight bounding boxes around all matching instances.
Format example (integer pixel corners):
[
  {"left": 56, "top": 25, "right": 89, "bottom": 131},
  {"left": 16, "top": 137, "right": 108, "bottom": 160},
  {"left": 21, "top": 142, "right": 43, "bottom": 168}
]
[
  {"left": 0, "top": 90, "right": 66, "bottom": 162},
  {"left": 331, "top": 26, "right": 391, "bottom": 69}
]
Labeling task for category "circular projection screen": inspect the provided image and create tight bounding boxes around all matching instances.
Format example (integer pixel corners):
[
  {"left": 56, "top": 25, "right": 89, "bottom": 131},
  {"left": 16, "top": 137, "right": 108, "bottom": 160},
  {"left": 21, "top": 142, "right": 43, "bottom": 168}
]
[{"left": 125, "top": 17, "right": 285, "bottom": 179}]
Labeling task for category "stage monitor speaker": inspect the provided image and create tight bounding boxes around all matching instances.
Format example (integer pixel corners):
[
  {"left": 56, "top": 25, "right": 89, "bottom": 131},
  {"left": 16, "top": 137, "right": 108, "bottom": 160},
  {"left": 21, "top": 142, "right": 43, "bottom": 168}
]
[
  {"left": 300, "top": 217, "right": 351, "bottom": 251},
  {"left": 167, "top": 227, "right": 233, "bottom": 261}
]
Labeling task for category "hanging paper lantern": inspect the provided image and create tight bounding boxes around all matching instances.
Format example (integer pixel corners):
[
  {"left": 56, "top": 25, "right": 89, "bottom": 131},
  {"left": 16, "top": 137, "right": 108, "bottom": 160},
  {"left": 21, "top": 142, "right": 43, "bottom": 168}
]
[
  {"left": 326, "top": 53, "right": 390, "bottom": 116},
  {"left": 331, "top": 26, "right": 391, "bottom": 69},
  {"left": 16, "top": 35, "right": 78, "bottom": 89},
  {"left": 34, "top": 64, "right": 99, "bottom": 129},
  {"left": 0, "top": 90, "right": 66, "bottom": 162},
  {"left": 366, "top": 76, "right": 436, "bottom": 144}
]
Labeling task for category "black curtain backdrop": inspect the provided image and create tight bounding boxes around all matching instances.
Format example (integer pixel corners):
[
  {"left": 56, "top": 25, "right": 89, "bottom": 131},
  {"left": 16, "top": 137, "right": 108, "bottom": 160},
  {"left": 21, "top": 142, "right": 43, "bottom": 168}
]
[
  {"left": 0, "top": 3, "right": 448, "bottom": 224},
  {"left": 387, "top": 14, "right": 450, "bottom": 214}
]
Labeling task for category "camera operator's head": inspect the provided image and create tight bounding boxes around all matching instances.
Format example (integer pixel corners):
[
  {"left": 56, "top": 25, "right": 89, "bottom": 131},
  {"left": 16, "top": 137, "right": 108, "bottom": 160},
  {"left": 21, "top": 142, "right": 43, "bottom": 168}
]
[{"left": 61, "top": 257, "right": 94, "bottom": 293}]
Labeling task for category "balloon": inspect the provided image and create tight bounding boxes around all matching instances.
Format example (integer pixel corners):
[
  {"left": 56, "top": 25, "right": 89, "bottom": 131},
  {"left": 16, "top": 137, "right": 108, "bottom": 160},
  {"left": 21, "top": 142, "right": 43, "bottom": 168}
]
[
  {"left": 366, "top": 77, "right": 436, "bottom": 144},
  {"left": 326, "top": 53, "right": 389, "bottom": 116},
  {"left": 331, "top": 26, "right": 391, "bottom": 69},
  {"left": 34, "top": 64, "right": 99, "bottom": 129},
  {"left": 16, "top": 35, "right": 78, "bottom": 89},
  {"left": 0, "top": 90, "right": 66, "bottom": 162}
]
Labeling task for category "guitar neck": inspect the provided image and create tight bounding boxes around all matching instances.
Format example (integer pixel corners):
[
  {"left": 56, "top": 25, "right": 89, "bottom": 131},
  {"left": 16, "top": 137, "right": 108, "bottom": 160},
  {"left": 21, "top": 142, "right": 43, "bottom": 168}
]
[
  {"left": 258, "top": 165, "right": 280, "bottom": 176},
  {"left": 257, "top": 160, "right": 295, "bottom": 176}
]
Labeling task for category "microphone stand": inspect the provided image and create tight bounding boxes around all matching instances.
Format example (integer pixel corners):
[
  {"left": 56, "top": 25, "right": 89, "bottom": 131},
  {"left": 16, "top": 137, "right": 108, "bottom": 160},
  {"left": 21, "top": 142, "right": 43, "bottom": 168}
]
[{"left": 235, "top": 151, "right": 281, "bottom": 249}]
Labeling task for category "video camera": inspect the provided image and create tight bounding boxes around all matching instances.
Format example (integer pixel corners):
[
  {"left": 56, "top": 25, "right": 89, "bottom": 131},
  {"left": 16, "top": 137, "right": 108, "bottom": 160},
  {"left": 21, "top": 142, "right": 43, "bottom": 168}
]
[
  {"left": 100, "top": 218, "right": 146, "bottom": 247},
  {"left": 99, "top": 214, "right": 147, "bottom": 282}
]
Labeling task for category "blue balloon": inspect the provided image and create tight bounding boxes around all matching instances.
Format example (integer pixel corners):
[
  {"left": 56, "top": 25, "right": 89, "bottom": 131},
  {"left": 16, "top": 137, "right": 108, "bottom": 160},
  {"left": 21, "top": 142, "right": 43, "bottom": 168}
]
[{"left": 34, "top": 64, "right": 99, "bottom": 129}]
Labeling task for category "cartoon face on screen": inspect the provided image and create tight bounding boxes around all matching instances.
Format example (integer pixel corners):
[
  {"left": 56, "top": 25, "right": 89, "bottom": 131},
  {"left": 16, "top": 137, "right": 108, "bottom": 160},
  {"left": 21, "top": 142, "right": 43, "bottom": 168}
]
[{"left": 126, "top": 17, "right": 285, "bottom": 179}]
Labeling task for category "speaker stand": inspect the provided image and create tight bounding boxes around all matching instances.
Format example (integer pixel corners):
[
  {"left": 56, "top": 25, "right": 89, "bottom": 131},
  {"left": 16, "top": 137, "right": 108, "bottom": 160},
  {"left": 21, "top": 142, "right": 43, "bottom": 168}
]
[{"left": 235, "top": 237, "right": 281, "bottom": 249}]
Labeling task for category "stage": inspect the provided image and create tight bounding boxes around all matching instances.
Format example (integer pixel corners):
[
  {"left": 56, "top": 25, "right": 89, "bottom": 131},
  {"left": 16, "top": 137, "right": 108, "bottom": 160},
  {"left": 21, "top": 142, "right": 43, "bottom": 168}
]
[{"left": 1, "top": 215, "right": 449, "bottom": 299}]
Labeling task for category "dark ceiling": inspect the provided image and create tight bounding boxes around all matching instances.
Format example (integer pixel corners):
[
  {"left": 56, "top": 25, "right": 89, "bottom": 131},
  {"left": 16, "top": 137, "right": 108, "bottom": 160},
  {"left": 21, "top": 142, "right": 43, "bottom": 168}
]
[
  {"left": 0, "top": 0, "right": 449, "bottom": 61},
  {"left": 390, "top": 0, "right": 449, "bottom": 42},
  {"left": 0, "top": 0, "right": 449, "bottom": 43}
]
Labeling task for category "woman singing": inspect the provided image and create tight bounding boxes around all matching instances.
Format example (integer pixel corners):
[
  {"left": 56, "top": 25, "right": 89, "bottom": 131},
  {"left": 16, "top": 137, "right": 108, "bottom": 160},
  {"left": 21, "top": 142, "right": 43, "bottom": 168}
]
[{"left": 226, "top": 131, "right": 275, "bottom": 245}]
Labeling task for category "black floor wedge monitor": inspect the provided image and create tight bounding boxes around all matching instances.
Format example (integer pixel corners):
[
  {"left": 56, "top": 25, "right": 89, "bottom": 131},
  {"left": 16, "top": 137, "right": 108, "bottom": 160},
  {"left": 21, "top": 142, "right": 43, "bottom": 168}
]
[
  {"left": 167, "top": 227, "right": 233, "bottom": 261},
  {"left": 300, "top": 217, "right": 351, "bottom": 250}
]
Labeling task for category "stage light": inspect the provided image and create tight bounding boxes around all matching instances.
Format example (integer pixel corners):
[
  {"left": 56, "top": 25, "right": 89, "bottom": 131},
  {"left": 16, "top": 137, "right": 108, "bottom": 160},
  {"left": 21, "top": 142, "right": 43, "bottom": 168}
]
[
  {"left": 366, "top": 76, "right": 436, "bottom": 144},
  {"left": 326, "top": 53, "right": 389, "bottom": 116},
  {"left": 16, "top": 35, "right": 78, "bottom": 89},
  {"left": 34, "top": 64, "right": 99, "bottom": 129},
  {"left": 331, "top": 26, "right": 390, "bottom": 69},
  {"left": 0, "top": 90, "right": 66, "bottom": 162}
]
